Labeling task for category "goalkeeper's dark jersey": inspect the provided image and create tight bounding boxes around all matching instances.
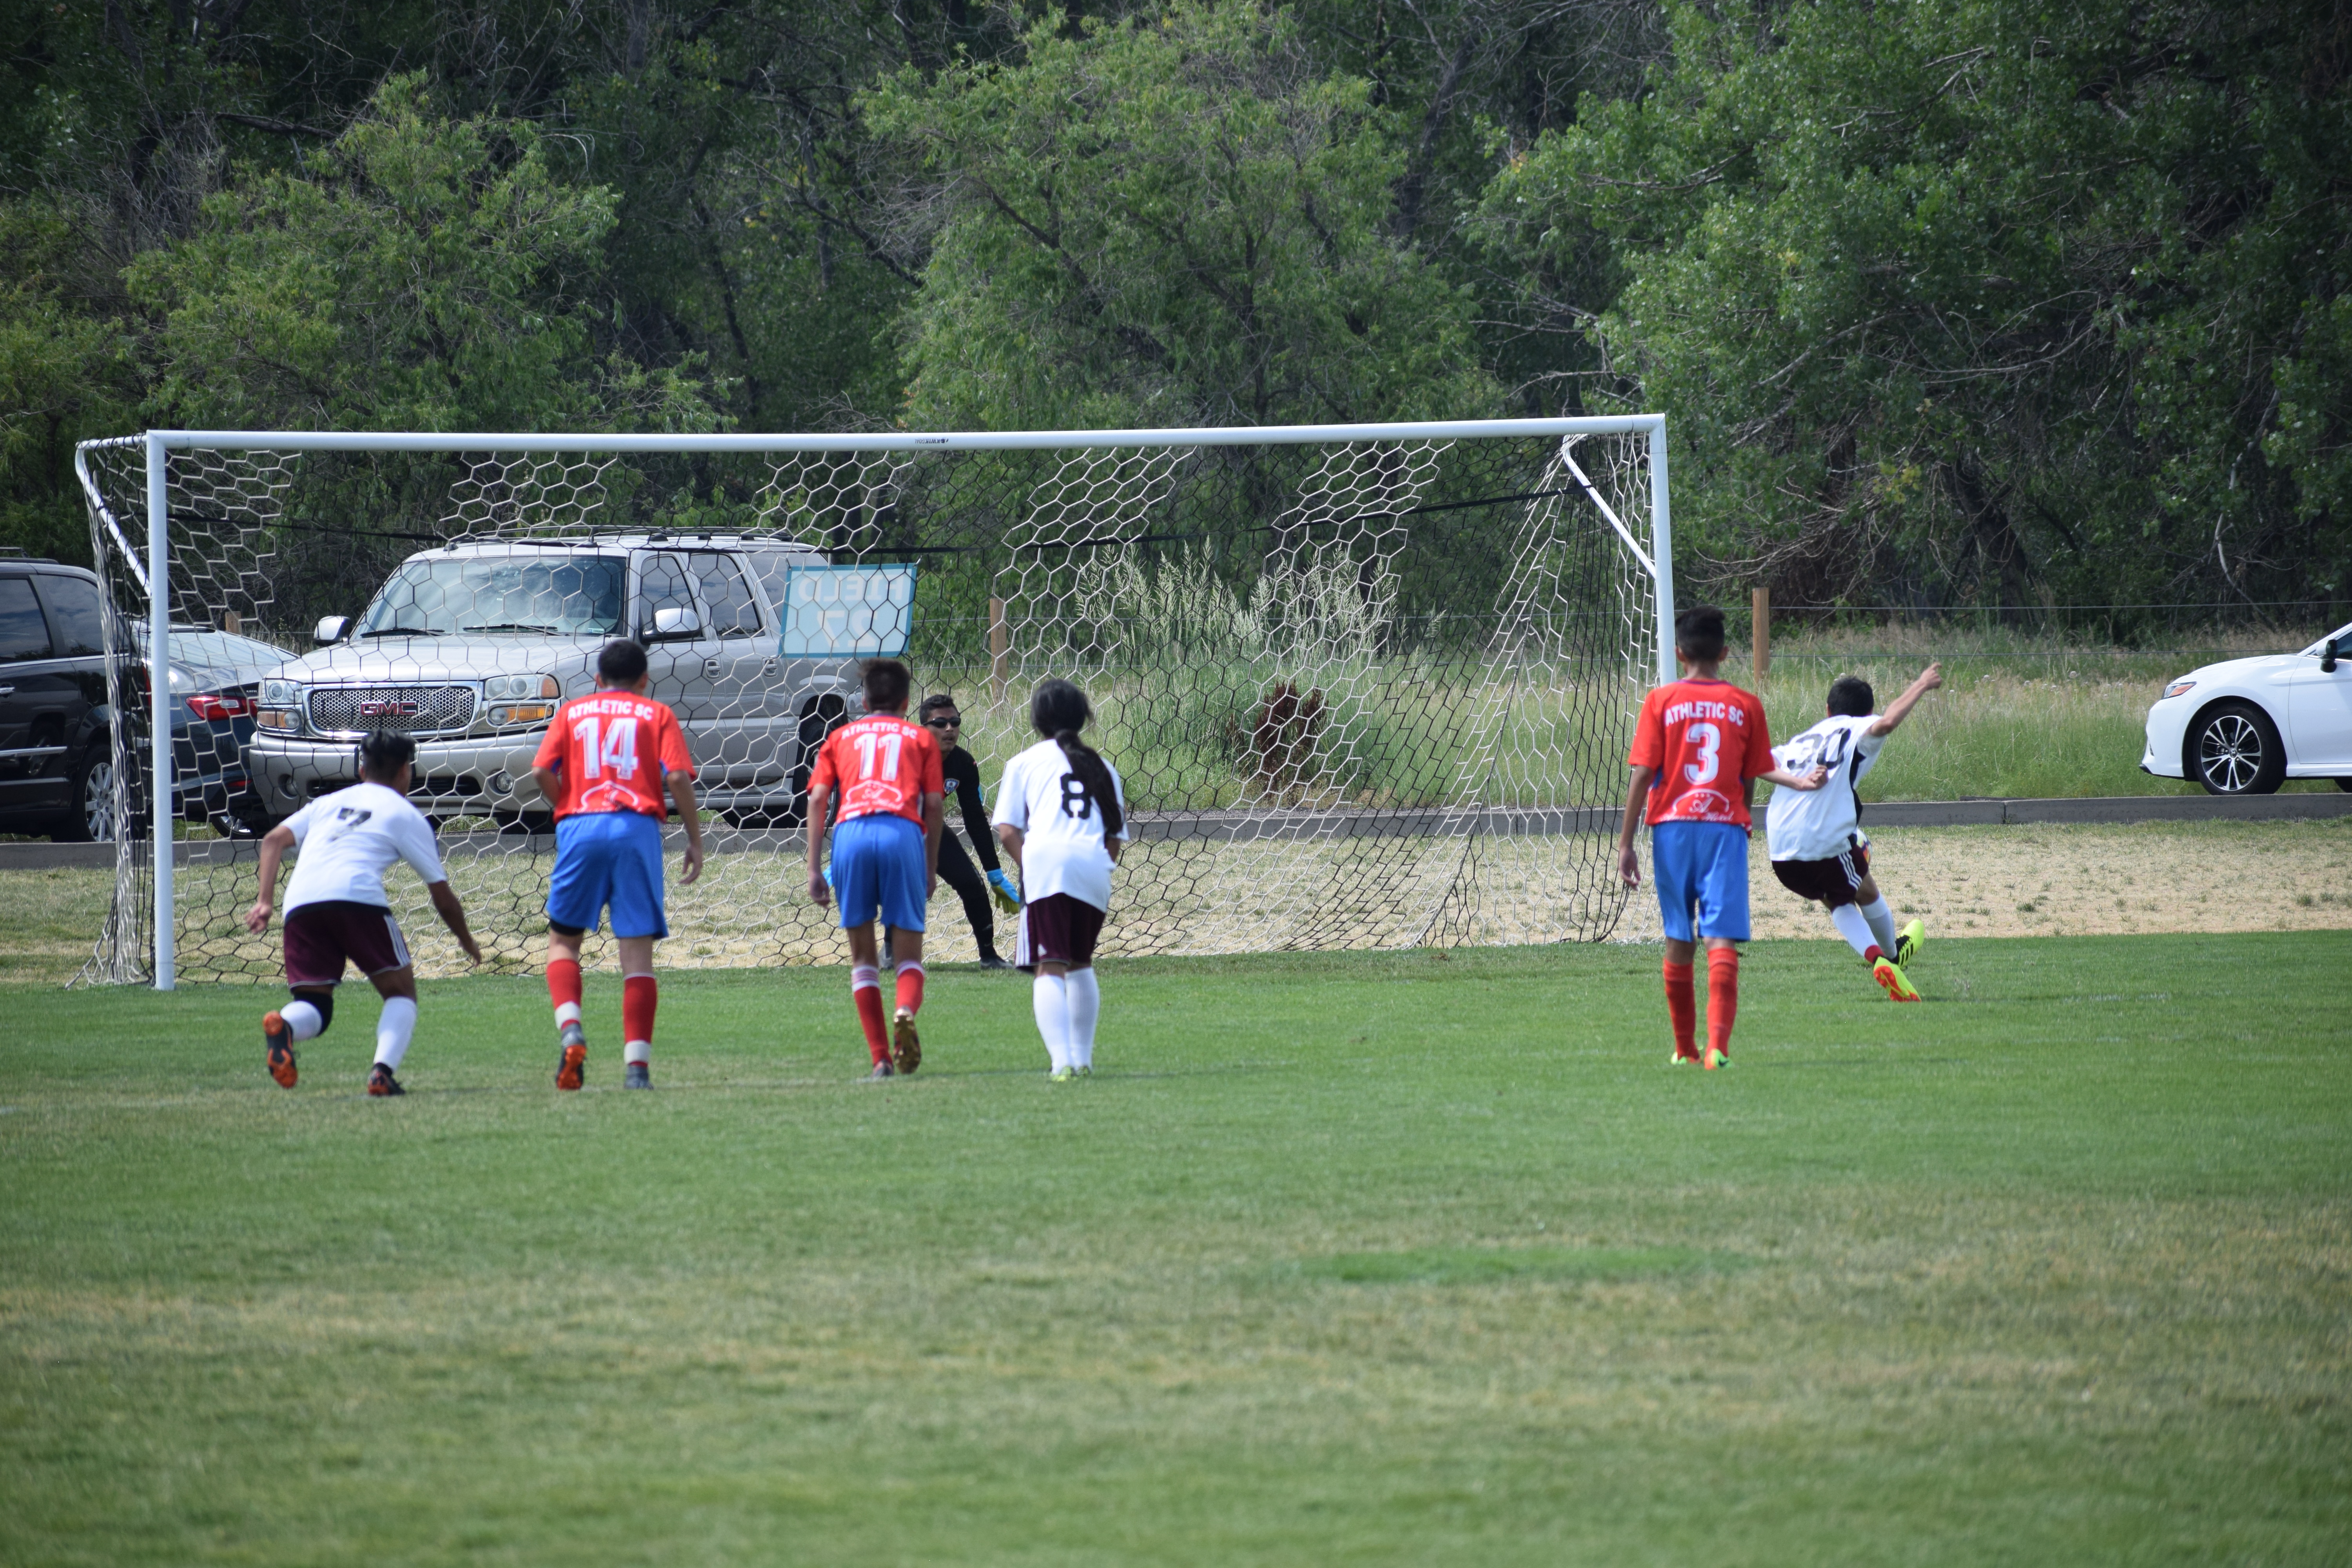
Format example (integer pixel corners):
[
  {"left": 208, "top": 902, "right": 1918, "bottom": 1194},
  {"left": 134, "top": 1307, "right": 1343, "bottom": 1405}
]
[{"left": 940, "top": 746, "right": 1002, "bottom": 872}]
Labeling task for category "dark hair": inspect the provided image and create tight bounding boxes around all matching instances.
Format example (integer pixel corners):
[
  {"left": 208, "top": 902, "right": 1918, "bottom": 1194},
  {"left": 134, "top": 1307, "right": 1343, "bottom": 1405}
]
[
  {"left": 1030, "top": 679, "right": 1124, "bottom": 845},
  {"left": 1674, "top": 603, "right": 1727, "bottom": 663},
  {"left": 1826, "top": 675, "right": 1876, "bottom": 718},
  {"left": 357, "top": 729, "right": 416, "bottom": 783},
  {"left": 862, "top": 659, "right": 911, "bottom": 712},
  {"left": 597, "top": 639, "right": 648, "bottom": 687},
  {"left": 918, "top": 692, "right": 960, "bottom": 720}
]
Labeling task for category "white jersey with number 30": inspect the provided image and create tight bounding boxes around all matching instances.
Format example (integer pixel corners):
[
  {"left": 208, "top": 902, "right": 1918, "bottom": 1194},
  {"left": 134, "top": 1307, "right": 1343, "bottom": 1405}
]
[
  {"left": 1765, "top": 715, "right": 1887, "bottom": 862},
  {"left": 991, "top": 739, "right": 1129, "bottom": 910}
]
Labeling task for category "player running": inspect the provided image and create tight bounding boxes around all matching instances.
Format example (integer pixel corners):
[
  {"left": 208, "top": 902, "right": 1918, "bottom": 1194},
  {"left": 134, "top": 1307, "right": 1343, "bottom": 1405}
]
[
  {"left": 1766, "top": 665, "right": 1943, "bottom": 1002},
  {"left": 916, "top": 693, "right": 1023, "bottom": 968},
  {"left": 992, "top": 679, "right": 1129, "bottom": 1081},
  {"left": 1616, "top": 604, "right": 1829, "bottom": 1070},
  {"left": 806, "top": 659, "right": 945, "bottom": 1078},
  {"left": 533, "top": 639, "right": 705, "bottom": 1091},
  {"left": 245, "top": 730, "right": 484, "bottom": 1096}
]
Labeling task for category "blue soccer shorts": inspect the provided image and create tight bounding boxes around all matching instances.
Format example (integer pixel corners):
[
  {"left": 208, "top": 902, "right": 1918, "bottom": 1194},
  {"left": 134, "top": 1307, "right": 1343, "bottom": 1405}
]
[
  {"left": 831, "top": 812, "right": 927, "bottom": 932},
  {"left": 1650, "top": 820, "right": 1751, "bottom": 943},
  {"left": 546, "top": 809, "right": 668, "bottom": 939}
]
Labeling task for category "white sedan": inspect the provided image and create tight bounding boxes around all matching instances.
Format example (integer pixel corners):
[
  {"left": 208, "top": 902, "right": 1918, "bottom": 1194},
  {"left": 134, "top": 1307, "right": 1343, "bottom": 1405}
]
[{"left": 2142, "top": 620, "right": 2352, "bottom": 794}]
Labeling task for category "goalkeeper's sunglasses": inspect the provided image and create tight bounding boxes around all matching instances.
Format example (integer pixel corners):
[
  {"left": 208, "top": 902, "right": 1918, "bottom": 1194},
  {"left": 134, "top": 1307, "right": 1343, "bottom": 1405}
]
[{"left": 924, "top": 714, "right": 962, "bottom": 729}]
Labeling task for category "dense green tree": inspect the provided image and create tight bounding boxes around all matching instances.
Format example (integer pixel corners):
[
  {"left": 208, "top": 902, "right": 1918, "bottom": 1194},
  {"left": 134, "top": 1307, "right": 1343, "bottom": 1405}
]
[
  {"left": 1481, "top": 0, "right": 2350, "bottom": 615},
  {"left": 865, "top": 2, "right": 1499, "bottom": 430},
  {"left": 127, "top": 73, "right": 719, "bottom": 433}
]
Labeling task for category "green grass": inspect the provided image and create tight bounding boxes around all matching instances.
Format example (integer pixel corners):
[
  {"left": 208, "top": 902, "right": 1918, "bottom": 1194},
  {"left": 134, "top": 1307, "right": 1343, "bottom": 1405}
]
[{"left": 5, "top": 935, "right": 2350, "bottom": 1564}]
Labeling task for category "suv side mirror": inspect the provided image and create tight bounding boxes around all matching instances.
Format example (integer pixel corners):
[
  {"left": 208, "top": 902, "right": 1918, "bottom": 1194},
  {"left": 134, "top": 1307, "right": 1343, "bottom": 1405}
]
[
  {"left": 314, "top": 615, "right": 350, "bottom": 646},
  {"left": 2324, "top": 637, "right": 2341, "bottom": 673},
  {"left": 647, "top": 605, "right": 703, "bottom": 641}
]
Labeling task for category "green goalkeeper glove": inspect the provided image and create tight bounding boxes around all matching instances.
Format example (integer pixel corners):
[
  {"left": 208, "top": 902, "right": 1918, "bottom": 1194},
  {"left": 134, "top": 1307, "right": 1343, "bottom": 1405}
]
[{"left": 987, "top": 868, "right": 1022, "bottom": 914}]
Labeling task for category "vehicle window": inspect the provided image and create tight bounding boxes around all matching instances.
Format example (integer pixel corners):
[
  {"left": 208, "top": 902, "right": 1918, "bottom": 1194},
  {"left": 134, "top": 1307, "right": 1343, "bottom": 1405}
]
[
  {"left": 0, "top": 578, "right": 53, "bottom": 662},
  {"left": 37, "top": 575, "right": 105, "bottom": 657},
  {"left": 636, "top": 553, "right": 699, "bottom": 634},
  {"left": 742, "top": 550, "right": 824, "bottom": 623},
  {"left": 354, "top": 554, "right": 625, "bottom": 637},
  {"left": 691, "top": 555, "right": 763, "bottom": 637}
]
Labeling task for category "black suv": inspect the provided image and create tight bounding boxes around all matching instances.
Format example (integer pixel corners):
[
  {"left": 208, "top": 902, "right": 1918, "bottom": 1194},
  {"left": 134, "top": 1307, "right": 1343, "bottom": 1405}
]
[{"left": 0, "top": 556, "right": 290, "bottom": 841}]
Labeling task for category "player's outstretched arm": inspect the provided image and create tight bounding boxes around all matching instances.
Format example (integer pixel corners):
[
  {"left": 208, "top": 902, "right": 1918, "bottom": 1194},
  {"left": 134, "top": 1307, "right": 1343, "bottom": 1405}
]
[
  {"left": 427, "top": 880, "right": 484, "bottom": 965},
  {"left": 1615, "top": 765, "right": 1656, "bottom": 888},
  {"left": 1869, "top": 662, "right": 1944, "bottom": 736},
  {"left": 669, "top": 769, "right": 704, "bottom": 887},
  {"left": 804, "top": 780, "right": 834, "bottom": 907},
  {"left": 242, "top": 822, "right": 299, "bottom": 934},
  {"left": 1759, "top": 764, "right": 1832, "bottom": 791}
]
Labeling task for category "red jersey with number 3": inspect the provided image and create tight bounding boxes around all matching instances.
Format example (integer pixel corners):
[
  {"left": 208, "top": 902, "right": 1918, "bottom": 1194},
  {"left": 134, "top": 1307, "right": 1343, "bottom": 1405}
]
[
  {"left": 534, "top": 691, "right": 694, "bottom": 819},
  {"left": 808, "top": 712, "right": 943, "bottom": 826},
  {"left": 1627, "top": 677, "right": 1776, "bottom": 829}
]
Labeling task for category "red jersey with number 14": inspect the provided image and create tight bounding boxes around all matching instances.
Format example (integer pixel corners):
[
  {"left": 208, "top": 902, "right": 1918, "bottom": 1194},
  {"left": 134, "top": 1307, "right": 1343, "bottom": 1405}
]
[
  {"left": 1627, "top": 677, "right": 1776, "bottom": 829},
  {"left": 808, "top": 712, "right": 943, "bottom": 826},
  {"left": 533, "top": 691, "right": 694, "bottom": 819}
]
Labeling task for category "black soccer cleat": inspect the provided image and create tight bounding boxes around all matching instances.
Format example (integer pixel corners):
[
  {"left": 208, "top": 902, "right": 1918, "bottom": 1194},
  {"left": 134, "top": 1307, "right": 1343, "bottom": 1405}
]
[
  {"left": 978, "top": 956, "right": 1014, "bottom": 971},
  {"left": 623, "top": 1062, "right": 652, "bottom": 1090},
  {"left": 367, "top": 1063, "right": 405, "bottom": 1097}
]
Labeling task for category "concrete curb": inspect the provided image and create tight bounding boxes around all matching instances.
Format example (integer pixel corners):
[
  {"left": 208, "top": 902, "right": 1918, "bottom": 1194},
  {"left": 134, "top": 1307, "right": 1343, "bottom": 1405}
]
[{"left": 4, "top": 791, "right": 2346, "bottom": 872}]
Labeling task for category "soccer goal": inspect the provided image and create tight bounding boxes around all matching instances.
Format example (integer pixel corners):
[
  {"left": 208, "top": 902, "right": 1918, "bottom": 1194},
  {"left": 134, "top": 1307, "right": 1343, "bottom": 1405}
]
[{"left": 72, "top": 418, "right": 1676, "bottom": 988}]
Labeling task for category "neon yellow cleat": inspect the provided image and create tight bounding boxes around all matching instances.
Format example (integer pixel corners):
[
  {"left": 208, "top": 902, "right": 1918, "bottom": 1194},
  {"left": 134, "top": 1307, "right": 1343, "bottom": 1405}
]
[
  {"left": 1895, "top": 919, "right": 1924, "bottom": 969},
  {"left": 1872, "top": 955, "right": 1922, "bottom": 1002}
]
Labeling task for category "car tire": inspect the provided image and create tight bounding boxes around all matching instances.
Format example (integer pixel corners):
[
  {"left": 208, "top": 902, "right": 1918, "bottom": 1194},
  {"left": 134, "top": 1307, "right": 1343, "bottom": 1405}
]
[
  {"left": 2188, "top": 701, "right": 2288, "bottom": 795},
  {"left": 2336, "top": 777, "right": 2352, "bottom": 793},
  {"left": 56, "top": 746, "right": 119, "bottom": 842}
]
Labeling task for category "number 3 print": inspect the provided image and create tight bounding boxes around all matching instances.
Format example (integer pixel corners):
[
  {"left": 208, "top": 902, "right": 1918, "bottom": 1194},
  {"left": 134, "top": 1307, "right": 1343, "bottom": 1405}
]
[{"left": 1684, "top": 722, "right": 1721, "bottom": 785}]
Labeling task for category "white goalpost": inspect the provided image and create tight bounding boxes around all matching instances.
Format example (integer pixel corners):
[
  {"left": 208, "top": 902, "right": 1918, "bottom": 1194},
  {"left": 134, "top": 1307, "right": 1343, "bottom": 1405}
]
[{"left": 74, "top": 416, "right": 1675, "bottom": 989}]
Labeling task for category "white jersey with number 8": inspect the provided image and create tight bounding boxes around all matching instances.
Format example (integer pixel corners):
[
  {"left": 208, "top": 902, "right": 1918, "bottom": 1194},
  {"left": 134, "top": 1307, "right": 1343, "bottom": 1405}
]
[{"left": 991, "top": 739, "right": 1130, "bottom": 911}]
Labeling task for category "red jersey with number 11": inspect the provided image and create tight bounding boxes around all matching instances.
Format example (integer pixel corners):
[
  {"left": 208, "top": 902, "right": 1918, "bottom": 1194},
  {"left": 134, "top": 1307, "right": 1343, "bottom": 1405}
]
[
  {"left": 1627, "top": 677, "right": 1776, "bottom": 829},
  {"left": 533, "top": 691, "right": 694, "bottom": 819},
  {"left": 808, "top": 712, "right": 943, "bottom": 826}
]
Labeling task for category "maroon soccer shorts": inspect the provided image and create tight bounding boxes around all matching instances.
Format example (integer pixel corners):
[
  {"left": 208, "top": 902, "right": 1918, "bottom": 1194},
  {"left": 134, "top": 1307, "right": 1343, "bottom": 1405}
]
[
  {"left": 1770, "top": 846, "right": 1871, "bottom": 909},
  {"left": 283, "top": 900, "right": 412, "bottom": 987},
  {"left": 1014, "top": 893, "right": 1107, "bottom": 971}
]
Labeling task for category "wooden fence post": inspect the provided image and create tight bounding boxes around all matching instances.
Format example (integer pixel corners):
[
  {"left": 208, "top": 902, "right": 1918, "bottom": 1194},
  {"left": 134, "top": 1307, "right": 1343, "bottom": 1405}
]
[
  {"left": 988, "top": 596, "right": 1009, "bottom": 703},
  {"left": 1751, "top": 584, "right": 1770, "bottom": 686}
]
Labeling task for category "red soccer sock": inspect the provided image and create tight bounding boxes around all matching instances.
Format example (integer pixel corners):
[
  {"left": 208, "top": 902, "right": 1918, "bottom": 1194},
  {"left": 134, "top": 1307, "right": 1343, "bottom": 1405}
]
[
  {"left": 1707, "top": 947, "right": 1740, "bottom": 1057},
  {"left": 547, "top": 958, "right": 583, "bottom": 1026},
  {"left": 852, "top": 968, "right": 890, "bottom": 1065},
  {"left": 622, "top": 975, "right": 657, "bottom": 1054},
  {"left": 1663, "top": 960, "right": 1697, "bottom": 1058},
  {"left": 895, "top": 961, "right": 925, "bottom": 1016}
]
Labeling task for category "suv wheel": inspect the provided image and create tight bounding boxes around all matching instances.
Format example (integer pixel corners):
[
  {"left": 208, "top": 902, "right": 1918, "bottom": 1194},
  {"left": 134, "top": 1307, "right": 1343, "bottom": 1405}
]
[{"left": 2189, "top": 702, "right": 2287, "bottom": 795}]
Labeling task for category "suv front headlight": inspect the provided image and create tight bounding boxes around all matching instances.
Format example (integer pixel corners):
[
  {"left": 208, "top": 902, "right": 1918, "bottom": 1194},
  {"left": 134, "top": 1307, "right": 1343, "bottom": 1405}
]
[
  {"left": 484, "top": 673, "right": 561, "bottom": 728},
  {"left": 257, "top": 679, "right": 303, "bottom": 733}
]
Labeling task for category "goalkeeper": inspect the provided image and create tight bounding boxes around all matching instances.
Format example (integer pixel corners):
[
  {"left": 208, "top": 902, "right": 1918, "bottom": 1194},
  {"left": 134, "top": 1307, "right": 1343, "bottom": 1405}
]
[{"left": 917, "top": 693, "right": 1022, "bottom": 968}]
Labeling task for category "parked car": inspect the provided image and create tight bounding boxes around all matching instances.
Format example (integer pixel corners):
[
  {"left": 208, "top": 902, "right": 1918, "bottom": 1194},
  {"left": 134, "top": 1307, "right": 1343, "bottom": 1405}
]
[
  {"left": 0, "top": 554, "right": 290, "bottom": 841},
  {"left": 2141, "top": 619, "right": 2352, "bottom": 794},
  {"left": 246, "top": 535, "right": 864, "bottom": 829}
]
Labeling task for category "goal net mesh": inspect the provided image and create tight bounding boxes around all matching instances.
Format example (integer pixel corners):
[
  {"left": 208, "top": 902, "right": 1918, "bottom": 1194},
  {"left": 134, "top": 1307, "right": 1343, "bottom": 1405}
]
[{"left": 73, "top": 429, "right": 1660, "bottom": 984}]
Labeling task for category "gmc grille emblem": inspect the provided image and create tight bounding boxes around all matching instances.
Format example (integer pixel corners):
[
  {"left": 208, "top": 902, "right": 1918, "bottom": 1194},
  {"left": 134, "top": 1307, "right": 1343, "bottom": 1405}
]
[{"left": 357, "top": 700, "right": 421, "bottom": 717}]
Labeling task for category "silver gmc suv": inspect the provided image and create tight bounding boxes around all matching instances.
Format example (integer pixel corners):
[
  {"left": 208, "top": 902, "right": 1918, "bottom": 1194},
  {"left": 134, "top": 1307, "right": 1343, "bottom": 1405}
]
[{"left": 247, "top": 535, "right": 861, "bottom": 827}]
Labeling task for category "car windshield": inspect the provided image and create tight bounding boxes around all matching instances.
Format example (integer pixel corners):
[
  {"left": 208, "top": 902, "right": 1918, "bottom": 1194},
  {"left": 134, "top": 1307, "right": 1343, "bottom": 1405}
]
[{"left": 356, "top": 554, "right": 624, "bottom": 637}]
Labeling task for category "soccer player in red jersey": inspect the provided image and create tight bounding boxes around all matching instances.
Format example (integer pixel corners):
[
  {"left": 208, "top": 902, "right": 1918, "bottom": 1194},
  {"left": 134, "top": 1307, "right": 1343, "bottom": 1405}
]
[
  {"left": 532, "top": 639, "right": 705, "bottom": 1091},
  {"left": 1615, "top": 604, "right": 1828, "bottom": 1069},
  {"left": 805, "top": 659, "right": 946, "bottom": 1078}
]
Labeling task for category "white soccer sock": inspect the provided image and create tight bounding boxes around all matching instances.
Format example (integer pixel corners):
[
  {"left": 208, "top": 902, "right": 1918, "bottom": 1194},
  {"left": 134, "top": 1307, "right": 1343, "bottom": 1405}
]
[
  {"left": 1032, "top": 973, "right": 1071, "bottom": 1071},
  {"left": 554, "top": 1000, "right": 582, "bottom": 1029},
  {"left": 1829, "top": 904, "right": 1879, "bottom": 960},
  {"left": 624, "top": 1041, "right": 651, "bottom": 1065},
  {"left": 1065, "top": 967, "right": 1100, "bottom": 1069},
  {"left": 1861, "top": 896, "right": 1898, "bottom": 954},
  {"left": 852, "top": 964, "right": 880, "bottom": 995},
  {"left": 282, "top": 998, "right": 326, "bottom": 1042},
  {"left": 374, "top": 996, "right": 417, "bottom": 1070}
]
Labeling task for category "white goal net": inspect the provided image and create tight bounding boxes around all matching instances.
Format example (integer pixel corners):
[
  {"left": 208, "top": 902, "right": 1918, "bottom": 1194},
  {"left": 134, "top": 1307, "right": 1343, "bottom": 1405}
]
[{"left": 72, "top": 420, "right": 1674, "bottom": 987}]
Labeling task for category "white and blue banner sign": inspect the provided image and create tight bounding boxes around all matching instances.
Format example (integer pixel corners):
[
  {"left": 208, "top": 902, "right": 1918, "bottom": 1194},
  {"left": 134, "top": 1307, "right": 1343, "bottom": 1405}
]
[{"left": 778, "top": 563, "right": 919, "bottom": 658}]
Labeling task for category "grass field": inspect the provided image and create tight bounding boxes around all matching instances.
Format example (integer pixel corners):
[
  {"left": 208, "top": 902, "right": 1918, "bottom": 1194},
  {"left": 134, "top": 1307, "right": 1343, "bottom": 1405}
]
[{"left": 5, "top": 935, "right": 2350, "bottom": 1564}]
